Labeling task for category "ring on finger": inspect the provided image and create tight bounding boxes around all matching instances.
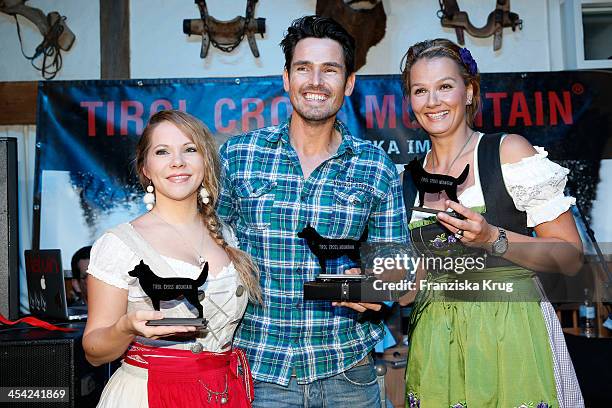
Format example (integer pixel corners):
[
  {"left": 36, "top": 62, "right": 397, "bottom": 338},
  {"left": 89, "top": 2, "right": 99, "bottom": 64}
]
[{"left": 454, "top": 229, "right": 464, "bottom": 238}]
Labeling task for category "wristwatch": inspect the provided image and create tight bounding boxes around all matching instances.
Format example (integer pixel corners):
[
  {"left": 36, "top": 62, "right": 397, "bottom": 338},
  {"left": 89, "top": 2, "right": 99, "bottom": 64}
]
[{"left": 490, "top": 227, "right": 508, "bottom": 256}]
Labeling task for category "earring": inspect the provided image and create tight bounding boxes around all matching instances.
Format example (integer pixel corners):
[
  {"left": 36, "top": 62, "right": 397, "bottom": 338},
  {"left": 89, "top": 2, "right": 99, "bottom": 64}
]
[
  {"left": 466, "top": 97, "right": 473, "bottom": 105},
  {"left": 199, "top": 184, "right": 210, "bottom": 205},
  {"left": 143, "top": 182, "right": 155, "bottom": 211}
]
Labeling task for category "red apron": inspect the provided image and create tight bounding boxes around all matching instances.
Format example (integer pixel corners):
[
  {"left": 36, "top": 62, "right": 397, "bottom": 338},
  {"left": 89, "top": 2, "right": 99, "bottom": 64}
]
[{"left": 124, "top": 342, "right": 254, "bottom": 408}]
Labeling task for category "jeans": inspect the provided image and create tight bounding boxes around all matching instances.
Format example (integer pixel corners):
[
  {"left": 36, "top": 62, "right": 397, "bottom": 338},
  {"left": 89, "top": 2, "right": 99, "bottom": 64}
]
[{"left": 252, "top": 358, "right": 381, "bottom": 408}]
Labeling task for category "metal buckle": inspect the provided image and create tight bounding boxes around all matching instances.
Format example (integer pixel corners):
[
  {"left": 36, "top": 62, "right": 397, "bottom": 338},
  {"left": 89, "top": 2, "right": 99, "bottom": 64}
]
[{"left": 191, "top": 342, "right": 204, "bottom": 353}]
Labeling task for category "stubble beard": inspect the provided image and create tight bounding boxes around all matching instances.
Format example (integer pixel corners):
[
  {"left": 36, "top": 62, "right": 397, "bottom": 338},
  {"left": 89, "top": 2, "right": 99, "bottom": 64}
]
[{"left": 292, "top": 94, "right": 343, "bottom": 123}]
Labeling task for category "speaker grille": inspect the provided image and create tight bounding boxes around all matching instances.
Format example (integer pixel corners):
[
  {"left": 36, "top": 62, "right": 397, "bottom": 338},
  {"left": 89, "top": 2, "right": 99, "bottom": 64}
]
[
  {"left": 0, "top": 137, "right": 19, "bottom": 319},
  {"left": 0, "top": 331, "right": 107, "bottom": 408},
  {"left": 0, "top": 339, "right": 74, "bottom": 407}
]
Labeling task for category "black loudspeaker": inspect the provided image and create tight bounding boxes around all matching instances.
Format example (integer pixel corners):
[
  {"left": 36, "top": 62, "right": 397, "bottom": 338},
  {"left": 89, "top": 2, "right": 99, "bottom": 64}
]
[
  {"left": 0, "top": 137, "right": 19, "bottom": 320},
  {"left": 0, "top": 324, "right": 109, "bottom": 407}
]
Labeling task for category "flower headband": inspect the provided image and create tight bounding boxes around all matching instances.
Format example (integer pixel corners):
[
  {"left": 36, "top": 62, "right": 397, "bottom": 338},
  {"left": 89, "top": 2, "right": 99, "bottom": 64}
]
[{"left": 459, "top": 47, "right": 478, "bottom": 76}]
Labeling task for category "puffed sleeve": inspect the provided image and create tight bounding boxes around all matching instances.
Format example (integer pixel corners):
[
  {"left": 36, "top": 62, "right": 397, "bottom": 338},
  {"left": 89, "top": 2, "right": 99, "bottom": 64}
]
[
  {"left": 502, "top": 146, "right": 576, "bottom": 227},
  {"left": 87, "top": 232, "right": 140, "bottom": 290}
]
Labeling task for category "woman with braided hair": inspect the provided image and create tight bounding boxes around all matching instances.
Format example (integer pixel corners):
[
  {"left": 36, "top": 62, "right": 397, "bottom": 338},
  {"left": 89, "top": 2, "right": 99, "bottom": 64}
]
[{"left": 83, "top": 110, "right": 260, "bottom": 407}]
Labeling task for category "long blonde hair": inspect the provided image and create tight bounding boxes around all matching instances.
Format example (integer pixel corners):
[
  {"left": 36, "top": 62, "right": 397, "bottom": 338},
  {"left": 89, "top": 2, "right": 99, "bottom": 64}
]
[{"left": 135, "top": 110, "right": 262, "bottom": 303}]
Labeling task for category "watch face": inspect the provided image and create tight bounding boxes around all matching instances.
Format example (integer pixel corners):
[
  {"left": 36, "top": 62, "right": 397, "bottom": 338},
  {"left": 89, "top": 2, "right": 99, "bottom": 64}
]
[{"left": 493, "top": 231, "right": 508, "bottom": 255}]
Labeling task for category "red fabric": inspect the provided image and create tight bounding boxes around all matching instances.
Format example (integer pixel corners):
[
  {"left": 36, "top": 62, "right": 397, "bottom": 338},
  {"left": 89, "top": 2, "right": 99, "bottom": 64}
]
[
  {"left": 0, "top": 313, "right": 76, "bottom": 332},
  {"left": 124, "top": 342, "right": 254, "bottom": 408}
]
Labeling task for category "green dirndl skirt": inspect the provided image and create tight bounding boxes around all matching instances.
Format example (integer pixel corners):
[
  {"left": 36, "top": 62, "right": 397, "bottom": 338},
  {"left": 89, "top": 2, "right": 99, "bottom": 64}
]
[{"left": 405, "top": 266, "right": 557, "bottom": 408}]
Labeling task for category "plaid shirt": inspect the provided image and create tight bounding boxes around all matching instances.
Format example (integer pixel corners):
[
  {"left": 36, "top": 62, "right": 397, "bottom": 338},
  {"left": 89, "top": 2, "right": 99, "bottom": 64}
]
[{"left": 218, "top": 119, "right": 408, "bottom": 385}]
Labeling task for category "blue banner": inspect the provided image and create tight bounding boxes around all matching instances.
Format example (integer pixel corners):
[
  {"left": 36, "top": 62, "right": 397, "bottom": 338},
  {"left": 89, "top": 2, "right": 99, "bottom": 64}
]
[{"left": 34, "top": 72, "right": 611, "bottom": 268}]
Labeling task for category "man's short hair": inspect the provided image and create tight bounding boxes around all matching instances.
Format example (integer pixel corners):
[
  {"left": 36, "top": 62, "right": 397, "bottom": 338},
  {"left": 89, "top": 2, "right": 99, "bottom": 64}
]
[
  {"left": 280, "top": 15, "right": 356, "bottom": 79},
  {"left": 71, "top": 245, "right": 92, "bottom": 279}
]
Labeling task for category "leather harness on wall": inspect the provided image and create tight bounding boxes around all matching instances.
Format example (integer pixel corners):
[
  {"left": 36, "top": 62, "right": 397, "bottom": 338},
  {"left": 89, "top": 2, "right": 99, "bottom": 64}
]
[
  {"left": 437, "top": 0, "right": 522, "bottom": 51},
  {"left": 183, "top": 0, "right": 266, "bottom": 59}
]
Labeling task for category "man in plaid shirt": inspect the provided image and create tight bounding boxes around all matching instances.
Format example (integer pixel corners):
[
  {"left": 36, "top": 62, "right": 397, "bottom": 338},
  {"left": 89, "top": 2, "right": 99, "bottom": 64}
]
[{"left": 218, "top": 15, "right": 408, "bottom": 407}]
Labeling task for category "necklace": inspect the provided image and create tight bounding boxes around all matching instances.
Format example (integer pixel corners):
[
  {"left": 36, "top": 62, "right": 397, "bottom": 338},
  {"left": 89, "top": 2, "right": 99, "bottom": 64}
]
[
  {"left": 430, "top": 130, "right": 476, "bottom": 198},
  {"left": 149, "top": 210, "right": 206, "bottom": 267},
  {"left": 198, "top": 375, "right": 229, "bottom": 404}
]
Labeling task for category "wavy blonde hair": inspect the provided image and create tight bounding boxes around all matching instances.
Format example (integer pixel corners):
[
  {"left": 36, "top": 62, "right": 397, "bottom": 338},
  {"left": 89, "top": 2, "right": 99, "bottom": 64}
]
[{"left": 135, "top": 110, "right": 262, "bottom": 303}]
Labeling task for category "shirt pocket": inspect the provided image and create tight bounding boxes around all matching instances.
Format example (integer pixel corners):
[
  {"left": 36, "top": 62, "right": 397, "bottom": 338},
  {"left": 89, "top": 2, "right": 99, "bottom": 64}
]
[
  {"left": 330, "top": 184, "right": 374, "bottom": 238},
  {"left": 235, "top": 178, "right": 276, "bottom": 230}
]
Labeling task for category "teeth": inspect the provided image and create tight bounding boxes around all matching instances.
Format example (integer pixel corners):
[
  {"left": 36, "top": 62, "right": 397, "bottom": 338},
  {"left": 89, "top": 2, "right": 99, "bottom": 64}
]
[
  {"left": 426, "top": 111, "right": 449, "bottom": 120},
  {"left": 168, "top": 175, "right": 189, "bottom": 182},
  {"left": 305, "top": 93, "right": 327, "bottom": 101}
]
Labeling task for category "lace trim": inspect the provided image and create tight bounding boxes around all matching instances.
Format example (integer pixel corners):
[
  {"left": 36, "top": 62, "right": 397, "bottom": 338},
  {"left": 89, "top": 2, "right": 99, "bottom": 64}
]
[
  {"left": 514, "top": 402, "right": 551, "bottom": 408},
  {"left": 407, "top": 392, "right": 550, "bottom": 408},
  {"left": 505, "top": 170, "right": 569, "bottom": 210},
  {"left": 505, "top": 163, "right": 575, "bottom": 227},
  {"left": 526, "top": 195, "right": 576, "bottom": 227}
]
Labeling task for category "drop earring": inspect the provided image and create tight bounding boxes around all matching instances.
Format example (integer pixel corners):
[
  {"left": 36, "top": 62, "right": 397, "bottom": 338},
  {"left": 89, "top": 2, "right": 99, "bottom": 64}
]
[
  {"left": 143, "top": 182, "right": 155, "bottom": 211},
  {"left": 199, "top": 184, "right": 210, "bottom": 205},
  {"left": 200, "top": 183, "right": 210, "bottom": 204}
]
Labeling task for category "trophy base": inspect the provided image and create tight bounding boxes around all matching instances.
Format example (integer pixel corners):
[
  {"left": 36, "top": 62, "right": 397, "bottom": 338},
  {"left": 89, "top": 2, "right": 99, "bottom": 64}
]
[
  {"left": 303, "top": 275, "right": 409, "bottom": 302},
  {"left": 410, "top": 207, "right": 465, "bottom": 219},
  {"left": 145, "top": 317, "right": 208, "bottom": 327}
]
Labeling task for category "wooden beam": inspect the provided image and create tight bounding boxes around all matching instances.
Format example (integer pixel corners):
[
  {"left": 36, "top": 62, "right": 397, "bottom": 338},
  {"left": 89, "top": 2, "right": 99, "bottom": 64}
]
[
  {"left": 100, "top": 0, "right": 130, "bottom": 79},
  {"left": 0, "top": 81, "right": 38, "bottom": 125}
]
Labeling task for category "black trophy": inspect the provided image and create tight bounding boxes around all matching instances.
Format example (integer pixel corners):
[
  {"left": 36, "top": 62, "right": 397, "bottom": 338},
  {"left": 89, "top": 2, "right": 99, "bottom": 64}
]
[
  {"left": 297, "top": 223, "right": 368, "bottom": 274},
  {"left": 298, "top": 223, "right": 418, "bottom": 302},
  {"left": 299, "top": 223, "right": 391, "bottom": 302},
  {"left": 405, "top": 158, "right": 469, "bottom": 219},
  {"left": 128, "top": 260, "right": 209, "bottom": 327}
]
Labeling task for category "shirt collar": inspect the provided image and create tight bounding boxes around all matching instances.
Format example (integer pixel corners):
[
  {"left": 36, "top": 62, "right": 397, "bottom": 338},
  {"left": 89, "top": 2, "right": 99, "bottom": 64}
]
[{"left": 264, "top": 118, "right": 361, "bottom": 156}]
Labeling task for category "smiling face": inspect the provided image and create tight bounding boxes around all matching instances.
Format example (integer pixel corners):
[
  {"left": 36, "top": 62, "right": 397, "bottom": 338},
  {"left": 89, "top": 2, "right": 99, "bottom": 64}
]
[
  {"left": 142, "top": 121, "right": 205, "bottom": 206},
  {"left": 408, "top": 57, "right": 473, "bottom": 137},
  {"left": 283, "top": 37, "right": 355, "bottom": 123}
]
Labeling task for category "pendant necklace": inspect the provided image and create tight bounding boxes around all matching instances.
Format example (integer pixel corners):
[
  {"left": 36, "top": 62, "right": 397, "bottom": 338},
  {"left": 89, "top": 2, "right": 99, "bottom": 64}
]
[
  {"left": 430, "top": 130, "right": 476, "bottom": 198},
  {"left": 150, "top": 210, "right": 207, "bottom": 267}
]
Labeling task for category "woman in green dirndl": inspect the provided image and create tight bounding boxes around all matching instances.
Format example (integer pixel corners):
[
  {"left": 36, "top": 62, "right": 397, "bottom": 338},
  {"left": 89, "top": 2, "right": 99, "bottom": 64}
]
[{"left": 399, "top": 39, "right": 584, "bottom": 408}]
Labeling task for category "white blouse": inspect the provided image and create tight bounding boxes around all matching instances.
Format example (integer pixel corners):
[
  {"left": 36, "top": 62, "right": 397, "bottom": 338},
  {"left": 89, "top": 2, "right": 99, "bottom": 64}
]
[
  {"left": 87, "top": 223, "right": 247, "bottom": 353},
  {"left": 411, "top": 133, "right": 576, "bottom": 227}
]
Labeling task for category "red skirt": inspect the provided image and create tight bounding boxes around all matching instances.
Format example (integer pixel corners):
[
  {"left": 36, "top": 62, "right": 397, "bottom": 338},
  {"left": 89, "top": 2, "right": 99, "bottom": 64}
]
[{"left": 124, "top": 343, "right": 254, "bottom": 408}]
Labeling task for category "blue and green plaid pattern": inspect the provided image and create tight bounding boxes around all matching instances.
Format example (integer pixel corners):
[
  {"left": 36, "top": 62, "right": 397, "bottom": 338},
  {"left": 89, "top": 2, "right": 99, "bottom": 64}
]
[{"left": 218, "top": 120, "right": 408, "bottom": 385}]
